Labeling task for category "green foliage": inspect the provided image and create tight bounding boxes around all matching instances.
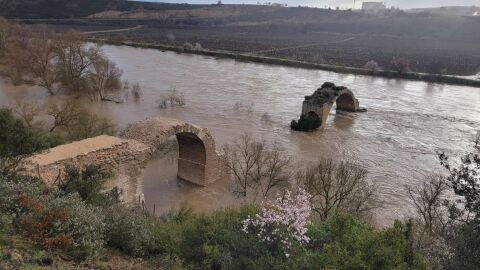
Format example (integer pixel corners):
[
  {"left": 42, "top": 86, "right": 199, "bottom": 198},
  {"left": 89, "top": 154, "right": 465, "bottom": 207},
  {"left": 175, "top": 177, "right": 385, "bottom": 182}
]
[
  {"left": 104, "top": 206, "right": 161, "bottom": 257},
  {"left": 291, "top": 113, "right": 321, "bottom": 132},
  {"left": 437, "top": 136, "right": 480, "bottom": 269},
  {"left": 151, "top": 209, "right": 428, "bottom": 270},
  {"left": 0, "top": 171, "right": 429, "bottom": 268},
  {"left": 294, "top": 215, "right": 428, "bottom": 270},
  {"left": 0, "top": 108, "right": 63, "bottom": 157},
  {"left": 0, "top": 173, "right": 105, "bottom": 260},
  {"left": 43, "top": 194, "right": 106, "bottom": 260},
  {"left": 154, "top": 205, "right": 286, "bottom": 270},
  {"left": 444, "top": 220, "right": 480, "bottom": 269},
  {"left": 60, "top": 164, "right": 119, "bottom": 207}
]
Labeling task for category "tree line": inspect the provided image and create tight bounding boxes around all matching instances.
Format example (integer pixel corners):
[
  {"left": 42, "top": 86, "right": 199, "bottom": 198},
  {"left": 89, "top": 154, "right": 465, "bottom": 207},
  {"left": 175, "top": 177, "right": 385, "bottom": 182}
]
[{"left": 0, "top": 18, "right": 141, "bottom": 102}]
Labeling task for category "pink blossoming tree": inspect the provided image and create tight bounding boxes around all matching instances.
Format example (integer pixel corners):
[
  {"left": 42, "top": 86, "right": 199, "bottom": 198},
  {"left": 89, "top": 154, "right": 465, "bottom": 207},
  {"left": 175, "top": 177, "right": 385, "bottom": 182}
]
[{"left": 242, "top": 188, "right": 311, "bottom": 257}]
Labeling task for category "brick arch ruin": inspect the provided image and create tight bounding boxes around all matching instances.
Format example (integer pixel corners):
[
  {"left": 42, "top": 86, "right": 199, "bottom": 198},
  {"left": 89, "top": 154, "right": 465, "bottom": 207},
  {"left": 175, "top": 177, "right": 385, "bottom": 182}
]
[
  {"left": 292, "top": 83, "right": 363, "bottom": 131},
  {"left": 120, "top": 117, "right": 221, "bottom": 186},
  {"left": 25, "top": 117, "right": 224, "bottom": 204}
]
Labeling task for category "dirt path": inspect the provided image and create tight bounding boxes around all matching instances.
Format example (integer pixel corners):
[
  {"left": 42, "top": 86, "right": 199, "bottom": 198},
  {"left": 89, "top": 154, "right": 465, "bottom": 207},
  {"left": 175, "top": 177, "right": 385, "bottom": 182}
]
[
  {"left": 250, "top": 37, "right": 355, "bottom": 54},
  {"left": 82, "top": 25, "right": 143, "bottom": 35}
]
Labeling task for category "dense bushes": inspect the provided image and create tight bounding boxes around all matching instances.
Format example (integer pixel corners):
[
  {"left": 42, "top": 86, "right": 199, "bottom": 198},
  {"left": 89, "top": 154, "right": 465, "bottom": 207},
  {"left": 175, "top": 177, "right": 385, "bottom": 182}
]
[
  {"left": 0, "top": 108, "right": 62, "bottom": 158},
  {"left": 0, "top": 168, "right": 429, "bottom": 269},
  {"left": 60, "top": 165, "right": 119, "bottom": 206},
  {"left": 0, "top": 174, "right": 105, "bottom": 260},
  {"left": 104, "top": 206, "right": 161, "bottom": 257},
  {"left": 150, "top": 209, "right": 428, "bottom": 269},
  {"left": 0, "top": 108, "right": 63, "bottom": 176},
  {"left": 298, "top": 216, "right": 427, "bottom": 269}
]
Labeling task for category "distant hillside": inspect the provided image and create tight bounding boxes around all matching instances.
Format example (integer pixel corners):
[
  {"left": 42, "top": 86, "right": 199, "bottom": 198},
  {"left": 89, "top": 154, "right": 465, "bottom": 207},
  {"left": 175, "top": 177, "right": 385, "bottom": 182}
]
[
  {"left": 0, "top": 0, "right": 205, "bottom": 19},
  {"left": 407, "top": 6, "right": 479, "bottom": 16}
]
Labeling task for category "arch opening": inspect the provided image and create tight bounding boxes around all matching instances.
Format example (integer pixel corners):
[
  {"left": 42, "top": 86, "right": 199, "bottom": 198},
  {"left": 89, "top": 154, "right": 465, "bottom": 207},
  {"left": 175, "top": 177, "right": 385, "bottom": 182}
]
[
  {"left": 176, "top": 132, "right": 207, "bottom": 185},
  {"left": 336, "top": 93, "right": 357, "bottom": 112}
]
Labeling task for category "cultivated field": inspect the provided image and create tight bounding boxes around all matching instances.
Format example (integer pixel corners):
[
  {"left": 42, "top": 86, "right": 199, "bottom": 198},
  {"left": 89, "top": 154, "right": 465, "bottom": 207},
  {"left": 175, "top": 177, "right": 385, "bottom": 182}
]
[{"left": 24, "top": 5, "right": 480, "bottom": 76}]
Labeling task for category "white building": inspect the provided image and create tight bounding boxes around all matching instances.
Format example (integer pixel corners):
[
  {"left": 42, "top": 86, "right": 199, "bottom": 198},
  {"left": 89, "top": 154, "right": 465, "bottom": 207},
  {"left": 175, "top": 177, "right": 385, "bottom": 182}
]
[{"left": 362, "top": 2, "right": 386, "bottom": 13}]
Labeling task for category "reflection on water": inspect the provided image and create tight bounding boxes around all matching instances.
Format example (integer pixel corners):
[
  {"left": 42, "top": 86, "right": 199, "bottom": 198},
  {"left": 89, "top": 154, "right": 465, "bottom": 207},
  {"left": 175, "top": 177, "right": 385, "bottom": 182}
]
[{"left": 1, "top": 44, "right": 480, "bottom": 226}]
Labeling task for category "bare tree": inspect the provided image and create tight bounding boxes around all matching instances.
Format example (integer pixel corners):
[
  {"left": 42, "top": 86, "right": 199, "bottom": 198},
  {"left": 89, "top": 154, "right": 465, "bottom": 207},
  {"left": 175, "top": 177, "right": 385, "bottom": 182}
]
[
  {"left": 302, "top": 159, "right": 378, "bottom": 221},
  {"left": 1, "top": 36, "right": 31, "bottom": 84},
  {"left": 259, "top": 144, "right": 292, "bottom": 197},
  {"left": 64, "top": 110, "right": 116, "bottom": 141},
  {"left": 406, "top": 174, "right": 450, "bottom": 233},
  {"left": 46, "top": 99, "right": 82, "bottom": 133},
  {"left": 86, "top": 55, "right": 123, "bottom": 102},
  {"left": 54, "top": 32, "right": 101, "bottom": 93},
  {"left": 46, "top": 99, "right": 116, "bottom": 141},
  {"left": 131, "top": 82, "right": 142, "bottom": 102},
  {"left": 26, "top": 26, "right": 60, "bottom": 95},
  {"left": 157, "top": 87, "right": 185, "bottom": 109},
  {"left": 11, "top": 97, "right": 43, "bottom": 129},
  {"left": 222, "top": 134, "right": 292, "bottom": 200}
]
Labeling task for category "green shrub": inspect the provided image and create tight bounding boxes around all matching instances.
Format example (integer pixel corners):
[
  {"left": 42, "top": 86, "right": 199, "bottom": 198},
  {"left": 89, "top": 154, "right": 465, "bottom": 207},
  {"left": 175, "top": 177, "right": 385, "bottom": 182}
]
[
  {"left": 0, "top": 174, "right": 105, "bottom": 260},
  {"left": 292, "top": 215, "right": 428, "bottom": 270},
  {"left": 60, "top": 164, "right": 119, "bottom": 207},
  {"left": 104, "top": 205, "right": 161, "bottom": 257},
  {"left": 0, "top": 108, "right": 63, "bottom": 157},
  {"left": 153, "top": 206, "right": 299, "bottom": 270},
  {"left": 44, "top": 194, "right": 106, "bottom": 260},
  {"left": 445, "top": 220, "right": 480, "bottom": 269}
]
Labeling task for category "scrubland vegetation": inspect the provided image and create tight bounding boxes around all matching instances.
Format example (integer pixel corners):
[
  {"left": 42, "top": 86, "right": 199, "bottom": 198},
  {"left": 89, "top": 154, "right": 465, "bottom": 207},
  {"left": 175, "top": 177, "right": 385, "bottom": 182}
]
[{"left": 2, "top": 107, "right": 479, "bottom": 269}]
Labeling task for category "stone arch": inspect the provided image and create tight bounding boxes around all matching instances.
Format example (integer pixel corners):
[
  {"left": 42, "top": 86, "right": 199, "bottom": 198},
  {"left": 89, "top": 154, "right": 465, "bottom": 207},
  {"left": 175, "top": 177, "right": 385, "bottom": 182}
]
[
  {"left": 295, "top": 84, "right": 362, "bottom": 131},
  {"left": 335, "top": 89, "right": 359, "bottom": 112},
  {"left": 120, "top": 117, "right": 221, "bottom": 186}
]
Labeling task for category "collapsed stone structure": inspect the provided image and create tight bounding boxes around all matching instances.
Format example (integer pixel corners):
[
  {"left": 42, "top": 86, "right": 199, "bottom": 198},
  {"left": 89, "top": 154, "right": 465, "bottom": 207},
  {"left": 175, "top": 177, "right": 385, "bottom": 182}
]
[
  {"left": 291, "top": 82, "right": 363, "bottom": 131},
  {"left": 25, "top": 117, "right": 224, "bottom": 204}
]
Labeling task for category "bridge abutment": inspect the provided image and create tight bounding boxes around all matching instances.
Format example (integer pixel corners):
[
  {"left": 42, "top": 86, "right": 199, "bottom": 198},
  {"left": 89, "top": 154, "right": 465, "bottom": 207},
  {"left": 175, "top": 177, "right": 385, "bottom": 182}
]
[{"left": 25, "top": 117, "right": 225, "bottom": 205}]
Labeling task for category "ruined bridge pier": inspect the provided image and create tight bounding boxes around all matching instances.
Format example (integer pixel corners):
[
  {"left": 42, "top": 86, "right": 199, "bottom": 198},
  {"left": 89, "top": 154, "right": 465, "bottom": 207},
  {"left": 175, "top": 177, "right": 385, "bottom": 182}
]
[{"left": 292, "top": 83, "right": 363, "bottom": 131}]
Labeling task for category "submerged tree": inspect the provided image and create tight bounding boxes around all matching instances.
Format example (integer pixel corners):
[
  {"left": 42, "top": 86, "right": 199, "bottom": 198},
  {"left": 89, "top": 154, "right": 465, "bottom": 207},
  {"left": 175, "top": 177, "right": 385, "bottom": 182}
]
[
  {"left": 26, "top": 26, "right": 60, "bottom": 95},
  {"left": 47, "top": 99, "right": 82, "bottom": 133},
  {"left": 156, "top": 87, "right": 185, "bottom": 109},
  {"left": 223, "top": 134, "right": 292, "bottom": 200},
  {"left": 406, "top": 174, "right": 450, "bottom": 234},
  {"left": 302, "top": 158, "right": 378, "bottom": 221},
  {"left": 55, "top": 32, "right": 101, "bottom": 94},
  {"left": 86, "top": 55, "right": 123, "bottom": 101},
  {"left": 11, "top": 97, "right": 43, "bottom": 129}
]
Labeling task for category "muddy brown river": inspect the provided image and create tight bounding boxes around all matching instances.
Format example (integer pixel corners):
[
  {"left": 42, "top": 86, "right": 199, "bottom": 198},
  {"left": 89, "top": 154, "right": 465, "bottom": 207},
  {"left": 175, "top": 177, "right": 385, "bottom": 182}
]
[{"left": 1, "top": 45, "right": 479, "bottom": 226}]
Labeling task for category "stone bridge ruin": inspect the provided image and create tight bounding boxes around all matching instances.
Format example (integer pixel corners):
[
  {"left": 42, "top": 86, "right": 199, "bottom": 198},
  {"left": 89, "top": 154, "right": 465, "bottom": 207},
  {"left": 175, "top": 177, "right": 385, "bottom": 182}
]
[
  {"left": 291, "top": 82, "right": 364, "bottom": 131},
  {"left": 25, "top": 117, "right": 224, "bottom": 204}
]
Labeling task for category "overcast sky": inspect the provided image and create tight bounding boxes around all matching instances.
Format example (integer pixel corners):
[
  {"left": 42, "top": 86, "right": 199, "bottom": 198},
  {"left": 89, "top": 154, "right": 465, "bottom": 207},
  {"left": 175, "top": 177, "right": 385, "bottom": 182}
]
[{"left": 142, "top": 0, "right": 480, "bottom": 9}]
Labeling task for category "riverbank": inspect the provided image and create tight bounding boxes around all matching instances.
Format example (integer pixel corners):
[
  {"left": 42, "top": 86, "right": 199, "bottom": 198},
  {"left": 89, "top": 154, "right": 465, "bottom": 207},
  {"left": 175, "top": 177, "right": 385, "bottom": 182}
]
[{"left": 90, "top": 38, "right": 480, "bottom": 88}]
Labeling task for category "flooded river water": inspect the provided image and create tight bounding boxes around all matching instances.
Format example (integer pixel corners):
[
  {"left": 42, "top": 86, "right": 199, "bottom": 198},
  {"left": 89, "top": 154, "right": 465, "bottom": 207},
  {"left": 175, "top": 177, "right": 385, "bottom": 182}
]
[{"left": 1, "top": 45, "right": 479, "bottom": 226}]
